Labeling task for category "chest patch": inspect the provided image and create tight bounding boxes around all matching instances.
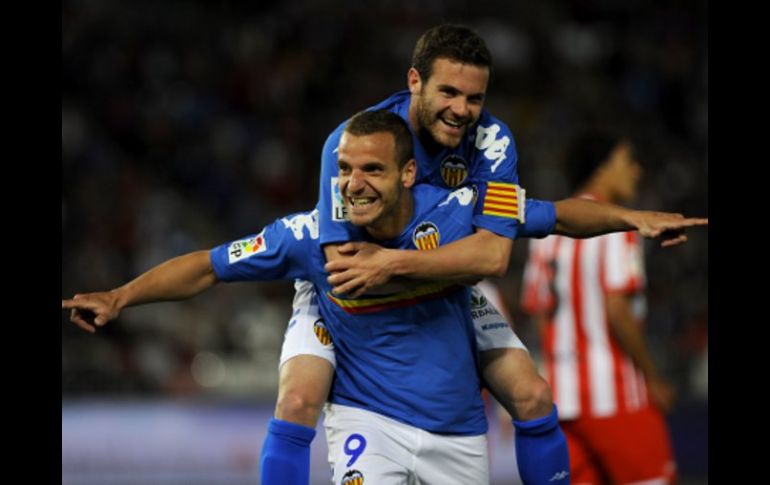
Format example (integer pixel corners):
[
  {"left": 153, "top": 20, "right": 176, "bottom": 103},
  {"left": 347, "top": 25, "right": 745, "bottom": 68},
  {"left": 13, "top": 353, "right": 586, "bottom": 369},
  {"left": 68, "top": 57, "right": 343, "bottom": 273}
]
[
  {"left": 413, "top": 222, "right": 440, "bottom": 250},
  {"left": 440, "top": 155, "right": 468, "bottom": 188}
]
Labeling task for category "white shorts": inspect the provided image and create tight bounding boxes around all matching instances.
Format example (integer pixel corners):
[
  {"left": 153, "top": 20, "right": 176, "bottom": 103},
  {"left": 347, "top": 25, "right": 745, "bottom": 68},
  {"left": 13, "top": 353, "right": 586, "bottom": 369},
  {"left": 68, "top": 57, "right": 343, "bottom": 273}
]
[
  {"left": 279, "top": 279, "right": 527, "bottom": 370},
  {"left": 471, "top": 279, "right": 527, "bottom": 353},
  {"left": 324, "top": 403, "right": 489, "bottom": 485},
  {"left": 278, "top": 280, "right": 336, "bottom": 369}
]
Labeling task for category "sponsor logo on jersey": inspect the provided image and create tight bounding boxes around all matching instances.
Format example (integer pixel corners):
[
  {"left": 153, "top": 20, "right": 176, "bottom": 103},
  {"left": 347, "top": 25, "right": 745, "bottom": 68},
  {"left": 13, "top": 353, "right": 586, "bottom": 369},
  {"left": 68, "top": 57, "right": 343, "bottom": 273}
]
[
  {"left": 549, "top": 470, "right": 569, "bottom": 481},
  {"left": 313, "top": 318, "right": 333, "bottom": 346},
  {"left": 412, "top": 222, "right": 440, "bottom": 250},
  {"left": 475, "top": 123, "right": 510, "bottom": 173},
  {"left": 482, "top": 182, "right": 525, "bottom": 222},
  {"left": 341, "top": 469, "right": 364, "bottom": 485},
  {"left": 473, "top": 306, "right": 502, "bottom": 320},
  {"left": 227, "top": 231, "right": 267, "bottom": 263},
  {"left": 281, "top": 210, "right": 320, "bottom": 240},
  {"left": 471, "top": 290, "right": 503, "bottom": 320},
  {"left": 331, "top": 177, "right": 349, "bottom": 222},
  {"left": 470, "top": 292, "right": 487, "bottom": 309},
  {"left": 480, "top": 321, "right": 508, "bottom": 331},
  {"left": 439, "top": 186, "right": 475, "bottom": 208},
  {"left": 440, "top": 155, "right": 468, "bottom": 187}
]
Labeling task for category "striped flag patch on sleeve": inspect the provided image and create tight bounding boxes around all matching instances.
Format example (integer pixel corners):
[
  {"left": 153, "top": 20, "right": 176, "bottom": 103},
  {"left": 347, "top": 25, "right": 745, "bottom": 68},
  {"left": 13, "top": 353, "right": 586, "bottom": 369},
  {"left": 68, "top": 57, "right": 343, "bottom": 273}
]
[{"left": 482, "top": 182, "right": 525, "bottom": 222}]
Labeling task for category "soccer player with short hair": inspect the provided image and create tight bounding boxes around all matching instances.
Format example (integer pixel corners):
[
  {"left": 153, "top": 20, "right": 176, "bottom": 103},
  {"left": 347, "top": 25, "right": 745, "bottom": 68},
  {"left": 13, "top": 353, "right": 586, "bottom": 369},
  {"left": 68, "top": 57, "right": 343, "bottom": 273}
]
[
  {"left": 270, "top": 24, "right": 704, "bottom": 485},
  {"left": 521, "top": 130, "right": 687, "bottom": 484},
  {"left": 63, "top": 110, "right": 540, "bottom": 483}
]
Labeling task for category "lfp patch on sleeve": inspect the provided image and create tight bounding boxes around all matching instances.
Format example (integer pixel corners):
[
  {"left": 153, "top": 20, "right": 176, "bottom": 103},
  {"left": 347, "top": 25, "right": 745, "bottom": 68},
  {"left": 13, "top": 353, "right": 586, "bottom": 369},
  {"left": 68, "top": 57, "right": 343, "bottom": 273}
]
[
  {"left": 331, "top": 177, "right": 349, "bottom": 222},
  {"left": 482, "top": 182, "right": 525, "bottom": 222},
  {"left": 227, "top": 231, "right": 267, "bottom": 264}
]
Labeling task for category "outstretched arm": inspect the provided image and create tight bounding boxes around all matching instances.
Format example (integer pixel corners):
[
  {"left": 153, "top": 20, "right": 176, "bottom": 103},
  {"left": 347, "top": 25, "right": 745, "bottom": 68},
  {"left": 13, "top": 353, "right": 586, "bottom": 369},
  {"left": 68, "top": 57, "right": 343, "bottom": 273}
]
[
  {"left": 325, "top": 229, "right": 511, "bottom": 297},
  {"left": 606, "top": 292, "right": 676, "bottom": 413},
  {"left": 61, "top": 250, "right": 217, "bottom": 333},
  {"left": 554, "top": 198, "right": 708, "bottom": 247}
]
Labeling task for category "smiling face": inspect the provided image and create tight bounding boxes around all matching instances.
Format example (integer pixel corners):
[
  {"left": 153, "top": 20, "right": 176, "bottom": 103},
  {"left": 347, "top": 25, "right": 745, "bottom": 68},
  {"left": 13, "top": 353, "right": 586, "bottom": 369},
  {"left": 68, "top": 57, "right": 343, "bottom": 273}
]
[
  {"left": 408, "top": 57, "right": 489, "bottom": 148},
  {"left": 337, "top": 130, "right": 416, "bottom": 236}
]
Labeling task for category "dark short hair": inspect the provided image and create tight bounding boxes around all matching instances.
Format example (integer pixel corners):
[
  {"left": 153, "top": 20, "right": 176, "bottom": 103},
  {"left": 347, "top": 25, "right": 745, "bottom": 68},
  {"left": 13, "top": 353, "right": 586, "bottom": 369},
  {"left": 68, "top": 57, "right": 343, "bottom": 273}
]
[
  {"left": 344, "top": 110, "right": 414, "bottom": 168},
  {"left": 411, "top": 24, "right": 493, "bottom": 81},
  {"left": 565, "top": 129, "right": 627, "bottom": 191}
]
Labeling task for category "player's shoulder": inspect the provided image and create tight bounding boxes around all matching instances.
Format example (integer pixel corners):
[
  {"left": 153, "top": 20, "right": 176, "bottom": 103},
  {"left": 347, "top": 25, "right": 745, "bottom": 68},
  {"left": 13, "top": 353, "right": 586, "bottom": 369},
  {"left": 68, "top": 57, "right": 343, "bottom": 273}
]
[
  {"left": 475, "top": 110, "right": 514, "bottom": 137},
  {"left": 327, "top": 91, "right": 410, "bottom": 148},
  {"left": 437, "top": 186, "right": 476, "bottom": 210},
  {"left": 408, "top": 185, "right": 475, "bottom": 248},
  {"left": 278, "top": 209, "right": 320, "bottom": 242},
  {"left": 368, "top": 90, "right": 410, "bottom": 112},
  {"left": 468, "top": 109, "right": 518, "bottom": 172},
  {"left": 415, "top": 184, "right": 475, "bottom": 219},
  {"left": 472, "top": 111, "right": 516, "bottom": 152},
  {"left": 413, "top": 184, "right": 451, "bottom": 208}
]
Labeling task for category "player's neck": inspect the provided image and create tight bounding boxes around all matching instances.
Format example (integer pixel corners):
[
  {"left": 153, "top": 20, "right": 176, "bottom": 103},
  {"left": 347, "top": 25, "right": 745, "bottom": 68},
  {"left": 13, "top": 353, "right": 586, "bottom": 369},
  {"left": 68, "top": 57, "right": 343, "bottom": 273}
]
[
  {"left": 365, "top": 193, "right": 414, "bottom": 241},
  {"left": 417, "top": 129, "right": 445, "bottom": 157}
]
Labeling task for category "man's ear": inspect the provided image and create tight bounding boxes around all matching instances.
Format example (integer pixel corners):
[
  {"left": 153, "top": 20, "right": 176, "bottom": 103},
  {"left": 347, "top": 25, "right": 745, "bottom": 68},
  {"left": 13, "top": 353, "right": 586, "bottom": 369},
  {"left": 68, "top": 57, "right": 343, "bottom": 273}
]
[
  {"left": 402, "top": 159, "right": 417, "bottom": 188},
  {"left": 407, "top": 68, "right": 422, "bottom": 96}
]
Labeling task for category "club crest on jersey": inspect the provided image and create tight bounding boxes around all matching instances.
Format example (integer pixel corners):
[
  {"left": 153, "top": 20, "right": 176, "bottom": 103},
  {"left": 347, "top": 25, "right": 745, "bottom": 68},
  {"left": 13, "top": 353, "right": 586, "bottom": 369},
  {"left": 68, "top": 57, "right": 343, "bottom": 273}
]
[
  {"left": 227, "top": 231, "right": 267, "bottom": 264},
  {"left": 341, "top": 469, "right": 364, "bottom": 485},
  {"left": 440, "top": 155, "right": 468, "bottom": 187},
  {"left": 413, "top": 222, "right": 440, "bottom": 250},
  {"left": 313, "top": 318, "right": 333, "bottom": 346}
]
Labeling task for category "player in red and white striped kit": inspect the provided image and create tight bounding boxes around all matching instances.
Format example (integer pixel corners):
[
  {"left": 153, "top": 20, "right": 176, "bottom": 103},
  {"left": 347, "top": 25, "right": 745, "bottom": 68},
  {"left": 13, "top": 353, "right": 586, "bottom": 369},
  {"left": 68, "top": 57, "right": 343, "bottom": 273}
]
[{"left": 521, "top": 130, "right": 684, "bottom": 484}]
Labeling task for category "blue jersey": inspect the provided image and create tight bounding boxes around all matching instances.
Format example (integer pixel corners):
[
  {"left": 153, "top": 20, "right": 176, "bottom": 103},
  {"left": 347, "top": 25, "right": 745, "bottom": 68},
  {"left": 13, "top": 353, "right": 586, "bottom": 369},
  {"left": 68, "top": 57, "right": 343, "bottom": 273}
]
[
  {"left": 211, "top": 184, "right": 487, "bottom": 435},
  {"left": 317, "top": 90, "right": 556, "bottom": 245}
]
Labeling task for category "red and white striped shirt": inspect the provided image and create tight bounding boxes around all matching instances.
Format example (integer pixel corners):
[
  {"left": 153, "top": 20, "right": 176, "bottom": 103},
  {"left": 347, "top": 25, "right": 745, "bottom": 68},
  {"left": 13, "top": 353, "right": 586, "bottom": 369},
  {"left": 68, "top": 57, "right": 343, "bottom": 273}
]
[{"left": 521, "top": 195, "right": 650, "bottom": 420}]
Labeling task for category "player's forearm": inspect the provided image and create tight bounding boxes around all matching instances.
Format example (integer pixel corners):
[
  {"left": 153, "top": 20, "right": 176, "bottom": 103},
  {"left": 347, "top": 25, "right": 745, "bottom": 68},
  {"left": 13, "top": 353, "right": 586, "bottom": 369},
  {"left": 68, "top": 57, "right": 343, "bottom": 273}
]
[
  {"left": 553, "top": 198, "right": 635, "bottom": 238},
  {"left": 606, "top": 296, "right": 661, "bottom": 380},
  {"left": 113, "top": 250, "right": 219, "bottom": 309},
  {"left": 391, "top": 230, "right": 512, "bottom": 280}
]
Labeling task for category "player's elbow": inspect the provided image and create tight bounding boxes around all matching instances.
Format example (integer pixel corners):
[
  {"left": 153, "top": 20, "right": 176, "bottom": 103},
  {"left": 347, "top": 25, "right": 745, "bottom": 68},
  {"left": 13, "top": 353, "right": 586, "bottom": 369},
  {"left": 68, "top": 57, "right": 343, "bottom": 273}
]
[
  {"left": 471, "top": 250, "right": 508, "bottom": 277},
  {"left": 474, "top": 230, "right": 512, "bottom": 277},
  {"left": 486, "top": 241, "right": 512, "bottom": 277},
  {"left": 486, "top": 255, "right": 509, "bottom": 278}
]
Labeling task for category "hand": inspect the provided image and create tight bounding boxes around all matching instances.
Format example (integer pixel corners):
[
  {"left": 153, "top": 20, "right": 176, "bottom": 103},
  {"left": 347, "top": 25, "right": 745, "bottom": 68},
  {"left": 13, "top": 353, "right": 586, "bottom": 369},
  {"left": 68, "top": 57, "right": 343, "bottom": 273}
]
[
  {"left": 646, "top": 375, "right": 677, "bottom": 413},
  {"left": 324, "top": 242, "right": 396, "bottom": 298},
  {"left": 628, "top": 211, "right": 708, "bottom": 247},
  {"left": 61, "top": 291, "right": 121, "bottom": 333}
]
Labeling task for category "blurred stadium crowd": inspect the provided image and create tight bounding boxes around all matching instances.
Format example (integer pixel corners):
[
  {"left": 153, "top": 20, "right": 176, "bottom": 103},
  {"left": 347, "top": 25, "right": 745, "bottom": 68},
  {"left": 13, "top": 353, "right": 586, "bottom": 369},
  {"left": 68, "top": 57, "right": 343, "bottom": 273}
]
[{"left": 62, "top": 0, "right": 706, "bottom": 407}]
